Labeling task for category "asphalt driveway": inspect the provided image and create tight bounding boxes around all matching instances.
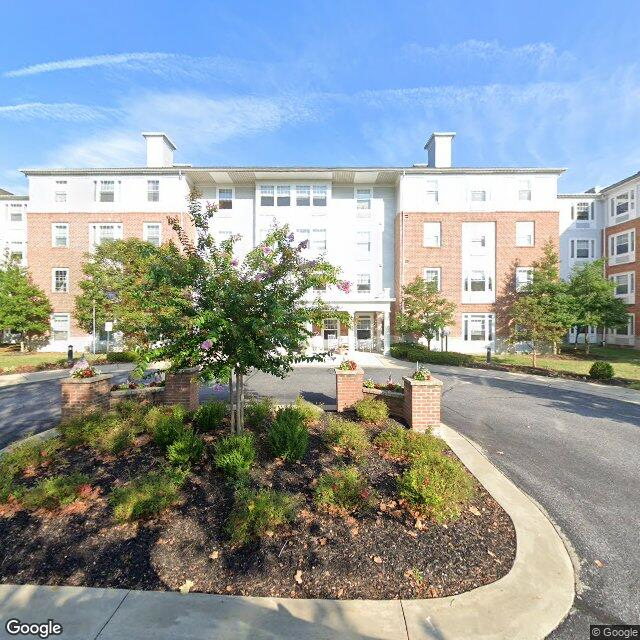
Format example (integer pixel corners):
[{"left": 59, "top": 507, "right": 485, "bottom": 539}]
[{"left": 1, "top": 362, "right": 639, "bottom": 637}]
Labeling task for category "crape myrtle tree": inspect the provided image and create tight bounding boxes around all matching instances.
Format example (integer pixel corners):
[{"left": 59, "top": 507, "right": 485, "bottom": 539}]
[
  {"left": 395, "top": 276, "right": 456, "bottom": 351},
  {"left": 0, "top": 253, "right": 52, "bottom": 351},
  {"left": 568, "top": 258, "right": 629, "bottom": 354},
  {"left": 148, "top": 190, "right": 348, "bottom": 433},
  {"left": 508, "top": 243, "right": 575, "bottom": 367}
]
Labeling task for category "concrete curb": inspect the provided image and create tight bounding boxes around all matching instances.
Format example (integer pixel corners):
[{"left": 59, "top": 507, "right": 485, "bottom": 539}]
[
  {"left": 0, "top": 424, "right": 574, "bottom": 640},
  {"left": 0, "top": 363, "right": 135, "bottom": 389}
]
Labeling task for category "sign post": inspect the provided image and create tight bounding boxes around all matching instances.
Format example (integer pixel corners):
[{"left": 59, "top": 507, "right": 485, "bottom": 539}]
[{"left": 104, "top": 321, "right": 113, "bottom": 353}]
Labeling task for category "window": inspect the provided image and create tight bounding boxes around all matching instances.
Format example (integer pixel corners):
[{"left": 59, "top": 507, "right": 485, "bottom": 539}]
[
  {"left": 357, "top": 316, "right": 372, "bottom": 340},
  {"left": 216, "top": 229, "right": 232, "bottom": 243},
  {"left": 516, "top": 221, "right": 534, "bottom": 247},
  {"left": 295, "top": 228, "right": 310, "bottom": 247},
  {"left": 611, "top": 273, "right": 634, "bottom": 296},
  {"left": 52, "top": 268, "right": 69, "bottom": 293},
  {"left": 218, "top": 188, "right": 233, "bottom": 210},
  {"left": 423, "top": 268, "right": 441, "bottom": 291},
  {"left": 143, "top": 223, "right": 162, "bottom": 247},
  {"left": 463, "top": 313, "right": 494, "bottom": 341},
  {"left": 147, "top": 180, "right": 160, "bottom": 202},
  {"left": 51, "top": 314, "right": 70, "bottom": 341},
  {"left": 296, "top": 185, "right": 310, "bottom": 207},
  {"left": 611, "top": 190, "right": 635, "bottom": 217},
  {"left": 609, "top": 231, "right": 635, "bottom": 257},
  {"left": 423, "top": 222, "right": 441, "bottom": 247},
  {"left": 570, "top": 239, "right": 594, "bottom": 259},
  {"left": 99, "top": 180, "right": 115, "bottom": 202},
  {"left": 10, "top": 241, "right": 23, "bottom": 261},
  {"left": 471, "top": 190, "right": 486, "bottom": 202},
  {"left": 311, "top": 228, "right": 327, "bottom": 251},
  {"left": 575, "top": 202, "right": 591, "bottom": 221},
  {"left": 518, "top": 180, "right": 531, "bottom": 201},
  {"left": 55, "top": 180, "right": 67, "bottom": 203},
  {"left": 277, "top": 185, "right": 290, "bottom": 206},
  {"left": 89, "top": 223, "right": 123, "bottom": 250},
  {"left": 425, "top": 180, "right": 438, "bottom": 204},
  {"left": 357, "top": 273, "right": 371, "bottom": 293},
  {"left": 465, "top": 270, "right": 492, "bottom": 292},
  {"left": 313, "top": 185, "right": 327, "bottom": 207},
  {"left": 356, "top": 189, "right": 371, "bottom": 217},
  {"left": 357, "top": 231, "right": 371, "bottom": 258},
  {"left": 9, "top": 206, "right": 23, "bottom": 222},
  {"left": 260, "top": 185, "right": 274, "bottom": 206},
  {"left": 323, "top": 318, "right": 338, "bottom": 340},
  {"left": 52, "top": 223, "right": 69, "bottom": 248},
  {"left": 516, "top": 267, "right": 533, "bottom": 292}
]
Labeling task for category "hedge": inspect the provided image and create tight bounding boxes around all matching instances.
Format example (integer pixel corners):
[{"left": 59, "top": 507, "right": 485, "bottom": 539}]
[
  {"left": 390, "top": 342, "right": 473, "bottom": 367},
  {"left": 106, "top": 351, "right": 138, "bottom": 363}
]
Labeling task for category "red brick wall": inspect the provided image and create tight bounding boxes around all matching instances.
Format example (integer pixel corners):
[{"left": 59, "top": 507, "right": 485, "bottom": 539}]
[
  {"left": 27, "top": 211, "right": 192, "bottom": 337},
  {"left": 165, "top": 369, "right": 200, "bottom": 411},
  {"left": 403, "top": 377, "right": 442, "bottom": 431},
  {"left": 60, "top": 375, "right": 112, "bottom": 421},
  {"left": 394, "top": 211, "right": 559, "bottom": 339},
  {"left": 335, "top": 369, "right": 364, "bottom": 411}
]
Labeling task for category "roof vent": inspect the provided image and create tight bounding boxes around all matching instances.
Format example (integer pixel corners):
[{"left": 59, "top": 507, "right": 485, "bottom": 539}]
[{"left": 424, "top": 132, "right": 456, "bottom": 168}]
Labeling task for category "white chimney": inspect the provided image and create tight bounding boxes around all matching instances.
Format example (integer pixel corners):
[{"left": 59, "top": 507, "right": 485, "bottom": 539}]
[
  {"left": 424, "top": 132, "right": 456, "bottom": 168},
  {"left": 142, "top": 132, "right": 176, "bottom": 167}
]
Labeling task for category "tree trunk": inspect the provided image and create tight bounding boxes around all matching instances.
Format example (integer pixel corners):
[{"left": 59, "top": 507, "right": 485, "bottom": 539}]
[
  {"left": 426, "top": 338, "right": 431, "bottom": 352},
  {"left": 584, "top": 329, "right": 590, "bottom": 355},
  {"left": 235, "top": 372, "right": 244, "bottom": 433},
  {"left": 20, "top": 340, "right": 25, "bottom": 353},
  {"left": 228, "top": 369, "right": 235, "bottom": 434},
  {"left": 532, "top": 343, "right": 538, "bottom": 368}
]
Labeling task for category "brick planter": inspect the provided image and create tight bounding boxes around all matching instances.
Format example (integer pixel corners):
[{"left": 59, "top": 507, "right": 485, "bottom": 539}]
[
  {"left": 164, "top": 368, "right": 200, "bottom": 411},
  {"left": 403, "top": 376, "right": 443, "bottom": 431},
  {"left": 335, "top": 367, "right": 364, "bottom": 412},
  {"left": 362, "top": 387, "right": 404, "bottom": 418},
  {"left": 60, "top": 374, "right": 113, "bottom": 422},
  {"left": 109, "top": 386, "right": 165, "bottom": 410}
]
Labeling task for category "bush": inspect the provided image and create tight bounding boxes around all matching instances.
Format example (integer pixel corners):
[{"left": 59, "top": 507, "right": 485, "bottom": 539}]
[
  {"left": 22, "top": 473, "right": 90, "bottom": 511},
  {"left": 110, "top": 468, "right": 186, "bottom": 522},
  {"left": 167, "top": 429, "right": 204, "bottom": 467},
  {"left": 324, "top": 416, "right": 369, "bottom": 460},
  {"left": 0, "top": 437, "right": 62, "bottom": 477},
  {"left": 398, "top": 455, "right": 474, "bottom": 522},
  {"left": 268, "top": 407, "right": 309, "bottom": 461},
  {"left": 226, "top": 488, "right": 298, "bottom": 545},
  {"left": 106, "top": 351, "right": 137, "bottom": 363},
  {"left": 0, "top": 472, "right": 15, "bottom": 504},
  {"left": 59, "top": 411, "right": 104, "bottom": 446},
  {"left": 413, "top": 367, "right": 431, "bottom": 381},
  {"left": 95, "top": 420, "right": 137, "bottom": 454},
  {"left": 292, "top": 395, "right": 324, "bottom": 425},
  {"left": 213, "top": 433, "right": 256, "bottom": 479},
  {"left": 589, "top": 361, "right": 614, "bottom": 380},
  {"left": 374, "top": 425, "right": 446, "bottom": 461},
  {"left": 244, "top": 397, "right": 275, "bottom": 428},
  {"left": 193, "top": 400, "right": 227, "bottom": 432},
  {"left": 354, "top": 397, "right": 389, "bottom": 425},
  {"left": 315, "top": 466, "right": 376, "bottom": 513},
  {"left": 390, "top": 343, "right": 473, "bottom": 367},
  {"left": 144, "top": 405, "right": 188, "bottom": 449}
]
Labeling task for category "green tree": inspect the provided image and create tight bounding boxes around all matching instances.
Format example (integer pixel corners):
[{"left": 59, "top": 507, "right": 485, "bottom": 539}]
[
  {"left": 395, "top": 276, "right": 456, "bottom": 351},
  {"left": 568, "top": 258, "right": 629, "bottom": 354},
  {"left": 75, "top": 238, "right": 190, "bottom": 351},
  {"left": 509, "top": 243, "right": 576, "bottom": 366},
  {"left": 0, "top": 255, "right": 52, "bottom": 351}
]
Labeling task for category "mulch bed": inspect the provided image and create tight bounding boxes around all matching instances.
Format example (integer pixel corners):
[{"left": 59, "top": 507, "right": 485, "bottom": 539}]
[{"left": 0, "top": 415, "right": 516, "bottom": 600}]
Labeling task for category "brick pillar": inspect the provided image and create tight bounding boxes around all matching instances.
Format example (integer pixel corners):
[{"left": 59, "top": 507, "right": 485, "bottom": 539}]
[
  {"left": 335, "top": 367, "right": 365, "bottom": 412},
  {"left": 403, "top": 376, "right": 443, "bottom": 431},
  {"left": 164, "top": 367, "right": 200, "bottom": 411},
  {"left": 60, "top": 374, "right": 113, "bottom": 422}
]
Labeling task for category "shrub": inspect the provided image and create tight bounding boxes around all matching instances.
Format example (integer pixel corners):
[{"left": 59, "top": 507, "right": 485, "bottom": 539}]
[
  {"left": 267, "top": 407, "right": 309, "bottom": 461},
  {"left": 413, "top": 367, "right": 432, "bottom": 381},
  {"left": 193, "top": 400, "right": 227, "bottom": 432},
  {"left": 390, "top": 343, "right": 473, "bottom": 367},
  {"left": 0, "top": 437, "right": 62, "bottom": 477},
  {"left": 106, "top": 351, "right": 137, "bottom": 363},
  {"left": 363, "top": 378, "right": 375, "bottom": 389},
  {"left": 110, "top": 468, "right": 186, "bottom": 522},
  {"left": 397, "top": 455, "right": 474, "bottom": 522},
  {"left": 167, "top": 429, "right": 204, "bottom": 467},
  {"left": 95, "top": 421, "right": 136, "bottom": 454},
  {"left": 324, "top": 416, "right": 369, "bottom": 460},
  {"left": 292, "top": 395, "right": 324, "bottom": 425},
  {"left": 315, "top": 466, "right": 376, "bottom": 513},
  {"left": 144, "top": 405, "right": 188, "bottom": 449},
  {"left": 244, "top": 397, "right": 275, "bottom": 428},
  {"left": 22, "top": 473, "right": 90, "bottom": 511},
  {"left": 354, "top": 397, "right": 389, "bottom": 425},
  {"left": 337, "top": 360, "right": 358, "bottom": 371},
  {"left": 589, "top": 361, "right": 614, "bottom": 380},
  {"left": 58, "top": 411, "right": 104, "bottom": 446},
  {"left": 213, "top": 433, "right": 256, "bottom": 479},
  {"left": 374, "top": 425, "right": 446, "bottom": 461},
  {"left": 226, "top": 488, "right": 298, "bottom": 545}
]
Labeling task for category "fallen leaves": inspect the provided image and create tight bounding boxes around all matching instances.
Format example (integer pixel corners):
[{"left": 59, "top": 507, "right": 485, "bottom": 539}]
[
  {"left": 208, "top": 550, "right": 220, "bottom": 560},
  {"left": 372, "top": 556, "right": 383, "bottom": 564},
  {"left": 179, "top": 579, "right": 194, "bottom": 594},
  {"left": 468, "top": 506, "right": 481, "bottom": 517},
  {"left": 294, "top": 570, "right": 303, "bottom": 584}
]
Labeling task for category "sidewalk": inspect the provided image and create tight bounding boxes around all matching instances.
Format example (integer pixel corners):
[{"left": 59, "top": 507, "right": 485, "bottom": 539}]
[
  {"left": 0, "top": 424, "right": 574, "bottom": 640},
  {"left": 0, "top": 363, "right": 136, "bottom": 388}
]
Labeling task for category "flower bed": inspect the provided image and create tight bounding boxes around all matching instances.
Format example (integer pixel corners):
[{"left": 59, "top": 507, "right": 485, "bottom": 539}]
[
  {"left": 362, "top": 386, "right": 404, "bottom": 419},
  {"left": 0, "top": 400, "right": 515, "bottom": 599}
]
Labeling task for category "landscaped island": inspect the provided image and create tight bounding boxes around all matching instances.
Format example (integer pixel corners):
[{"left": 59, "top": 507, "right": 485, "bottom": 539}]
[{"left": 0, "top": 396, "right": 515, "bottom": 599}]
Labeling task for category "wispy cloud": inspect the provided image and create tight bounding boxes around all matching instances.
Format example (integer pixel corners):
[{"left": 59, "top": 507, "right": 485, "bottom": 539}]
[{"left": 0, "top": 102, "right": 115, "bottom": 122}]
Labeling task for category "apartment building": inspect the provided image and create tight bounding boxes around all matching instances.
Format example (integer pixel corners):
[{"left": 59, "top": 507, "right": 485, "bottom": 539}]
[
  {"left": 8, "top": 130, "right": 638, "bottom": 354},
  {"left": 0, "top": 190, "right": 28, "bottom": 266}
]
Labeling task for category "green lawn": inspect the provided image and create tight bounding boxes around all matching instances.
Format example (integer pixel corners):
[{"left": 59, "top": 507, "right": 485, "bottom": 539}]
[
  {"left": 0, "top": 347, "right": 104, "bottom": 374},
  {"left": 474, "top": 346, "right": 640, "bottom": 386}
]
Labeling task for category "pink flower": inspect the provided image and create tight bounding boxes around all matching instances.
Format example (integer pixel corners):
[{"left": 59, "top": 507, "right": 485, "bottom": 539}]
[
  {"left": 262, "top": 246, "right": 271, "bottom": 255},
  {"left": 201, "top": 339, "right": 213, "bottom": 351},
  {"left": 231, "top": 258, "right": 238, "bottom": 267},
  {"left": 337, "top": 280, "right": 351, "bottom": 294}
]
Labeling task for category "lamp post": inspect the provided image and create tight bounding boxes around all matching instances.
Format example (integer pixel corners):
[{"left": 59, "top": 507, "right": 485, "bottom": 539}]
[{"left": 92, "top": 299, "right": 96, "bottom": 355}]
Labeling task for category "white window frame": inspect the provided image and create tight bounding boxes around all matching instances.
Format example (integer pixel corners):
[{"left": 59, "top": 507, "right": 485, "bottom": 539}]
[
  {"left": 609, "top": 230, "right": 635, "bottom": 258},
  {"left": 356, "top": 231, "right": 371, "bottom": 259},
  {"left": 356, "top": 273, "right": 371, "bottom": 293},
  {"left": 611, "top": 190, "right": 635, "bottom": 219},
  {"left": 516, "top": 221, "right": 535, "bottom": 247},
  {"left": 518, "top": 180, "right": 531, "bottom": 201},
  {"left": 312, "top": 185, "right": 327, "bottom": 207},
  {"left": 147, "top": 180, "right": 160, "bottom": 202},
  {"left": 9, "top": 241, "right": 24, "bottom": 261},
  {"left": 89, "top": 223, "right": 123, "bottom": 251},
  {"left": 296, "top": 185, "right": 310, "bottom": 207},
  {"left": 54, "top": 180, "right": 67, "bottom": 203},
  {"left": 260, "top": 185, "right": 274, "bottom": 207},
  {"left": 51, "top": 268, "right": 69, "bottom": 293},
  {"left": 423, "top": 222, "right": 441, "bottom": 248},
  {"left": 462, "top": 313, "right": 495, "bottom": 342},
  {"left": 98, "top": 180, "right": 115, "bottom": 203},
  {"left": 464, "top": 269, "right": 493, "bottom": 293},
  {"left": 573, "top": 201, "right": 592, "bottom": 222},
  {"left": 295, "top": 228, "right": 310, "bottom": 247},
  {"left": 609, "top": 313, "right": 635, "bottom": 337},
  {"left": 470, "top": 190, "right": 487, "bottom": 202},
  {"left": 423, "top": 267, "right": 441, "bottom": 291},
  {"left": 143, "top": 222, "right": 162, "bottom": 247},
  {"left": 569, "top": 238, "right": 595, "bottom": 260},
  {"left": 9, "top": 206, "right": 23, "bottom": 222},
  {"left": 515, "top": 267, "right": 533, "bottom": 292},
  {"left": 51, "top": 313, "right": 70, "bottom": 342},
  {"left": 356, "top": 188, "right": 372, "bottom": 217},
  {"left": 425, "top": 180, "right": 438, "bottom": 204},
  {"left": 610, "top": 272, "right": 635, "bottom": 297},
  {"left": 52, "top": 223, "right": 69, "bottom": 248},
  {"left": 311, "top": 228, "right": 327, "bottom": 252},
  {"left": 276, "top": 185, "right": 291, "bottom": 207},
  {"left": 216, "top": 187, "right": 233, "bottom": 213}
]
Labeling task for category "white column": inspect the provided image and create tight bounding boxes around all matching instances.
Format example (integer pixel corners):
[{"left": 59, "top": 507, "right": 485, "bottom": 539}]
[
  {"left": 349, "top": 313, "right": 356, "bottom": 353},
  {"left": 383, "top": 310, "right": 391, "bottom": 354}
]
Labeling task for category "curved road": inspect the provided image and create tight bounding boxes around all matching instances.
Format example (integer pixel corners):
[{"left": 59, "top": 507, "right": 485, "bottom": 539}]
[{"left": 1, "top": 362, "right": 639, "bottom": 638}]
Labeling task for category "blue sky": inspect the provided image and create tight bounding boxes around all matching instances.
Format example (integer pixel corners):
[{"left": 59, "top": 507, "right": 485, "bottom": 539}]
[{"left": 1, "top": 0, "right": 640, "bottom": 193}]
